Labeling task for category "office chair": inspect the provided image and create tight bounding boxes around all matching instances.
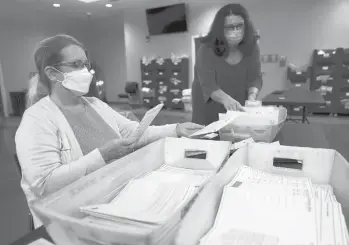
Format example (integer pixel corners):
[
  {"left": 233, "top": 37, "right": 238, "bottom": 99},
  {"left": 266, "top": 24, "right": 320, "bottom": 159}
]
[{"left": 14, "top": 153, "right": 35, "bottom": 231}]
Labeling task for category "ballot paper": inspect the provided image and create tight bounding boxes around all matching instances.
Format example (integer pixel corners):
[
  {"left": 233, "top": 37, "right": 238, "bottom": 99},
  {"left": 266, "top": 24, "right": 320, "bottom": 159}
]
[
  {"left": 80, "top": 165, "right": 211, "bottom": 226},
  {"left": 204, "top": 187, "right": 317, "bottom": 245},
  {"left": 201, "top": 228, "right": 280, "bottom": 245},
  {"left": 231, "top": 137, "right": 255, "bottom": 150},
  {"left": 81, "top": 179, "right": 197, "bottom": 224},
  {"left": 127, "top": 103, "right": 163, "bottom": 143},
  {"left": 28, "top": 239, "right": 54, "bottom": 245},
  {"left": 202, "top": 165, "right": 349, "bottom": 245},
  {"left": 141, "top": 165, "right": 213, "bottom": 188},
  {"left": 190, "top": 116, "right": 241, "bottom": 138}
]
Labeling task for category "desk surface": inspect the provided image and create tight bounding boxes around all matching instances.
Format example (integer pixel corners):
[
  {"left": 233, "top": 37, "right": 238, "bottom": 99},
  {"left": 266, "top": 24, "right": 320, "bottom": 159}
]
[
  {"left": 11, "top": 123, "right": 349, "bottom": 245},
  {"left": 263, "top": 87, "right": 326, "bottom": 106}
]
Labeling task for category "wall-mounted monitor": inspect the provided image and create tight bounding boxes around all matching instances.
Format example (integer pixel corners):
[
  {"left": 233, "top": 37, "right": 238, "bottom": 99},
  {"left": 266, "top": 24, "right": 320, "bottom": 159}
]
[{"left": 146, "top": 3, "right": 188, "bottom": 36}]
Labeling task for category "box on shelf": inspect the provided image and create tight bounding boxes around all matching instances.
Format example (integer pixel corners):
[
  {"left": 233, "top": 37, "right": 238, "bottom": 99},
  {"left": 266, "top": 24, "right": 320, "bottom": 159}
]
[
  {"left": 169, "top": 77, "right": 186, "bottom": 89},
  {"left": 341, "top": 48, "right": 349, "bottom": 64},
  {"left": 335, "top": 100, "right": 349, "bottom": 114},
  {"left": 175, "top": 143, "right": 349, "bottom": 245},
  {"left": 311, "top": 65, "right": 339, "bottom": 77},
  {"left": 341, "top": 64, "right": 349, "bottom": 78},
  {"left": 308, "top": 101, "right": 334, "bottom": 114},
  {"left": 32, "top": 138, "right": 232, "bottom": 245},
  {"left": 338, "top": 78, "right": 349, "bottom": 87},
  {"left": 288, "top": 106, "right": 303, "bottom": 116},
  {"left": 166, "top": 96, "right": 184, "bottom": 110},
  {"left": 312, "top": 49, "right": 339, "bottom": 66},
  {"left": 142, "top": 79, "right": 157, "bottom": 89},
  {"left": 287, "top": 66, "right": 309, "bottom": 84}
]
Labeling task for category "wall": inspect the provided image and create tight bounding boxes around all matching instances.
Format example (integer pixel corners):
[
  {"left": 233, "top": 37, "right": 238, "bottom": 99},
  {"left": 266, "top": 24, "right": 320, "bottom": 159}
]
[
  {"left": 123, "top": 0, "right": 349, "bottom": 98},
  {"left": 0, "top": 18, "right": 92, "bottom": 115},
  {"left": 0, "top": 13, "right": 126, "bottom": 115},
  {"left": 87, "top": 14, "right": 126, "bottom": 102}
]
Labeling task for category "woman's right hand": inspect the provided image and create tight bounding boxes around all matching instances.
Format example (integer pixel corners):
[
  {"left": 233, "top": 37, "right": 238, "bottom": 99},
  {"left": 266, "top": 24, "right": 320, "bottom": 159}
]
[
  {"left": 222, "top": 96, "right": 244, "bottom": 111},
  {"left": 99, "top": 138, "right": 136, "bottom": 163}
]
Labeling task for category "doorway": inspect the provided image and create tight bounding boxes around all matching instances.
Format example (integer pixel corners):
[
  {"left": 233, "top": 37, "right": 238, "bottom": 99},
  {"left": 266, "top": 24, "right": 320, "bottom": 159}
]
[{"left": 0, "top": 61, "right": 9, "bottom": 120}]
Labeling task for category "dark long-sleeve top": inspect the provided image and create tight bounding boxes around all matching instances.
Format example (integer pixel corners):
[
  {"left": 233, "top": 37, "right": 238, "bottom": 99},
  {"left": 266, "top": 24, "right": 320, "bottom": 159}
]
[{"left": 191, "top": 42, "right": 263, "bottom": 125}]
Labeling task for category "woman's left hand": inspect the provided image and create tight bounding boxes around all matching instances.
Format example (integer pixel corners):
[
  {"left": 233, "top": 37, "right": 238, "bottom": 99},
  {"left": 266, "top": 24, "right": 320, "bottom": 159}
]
[
  {"left": 248, "top": 93, "right": 257, "bottom": 101},
  {"left": 176, "top": 122, "right": 204, "bottom": 138}
]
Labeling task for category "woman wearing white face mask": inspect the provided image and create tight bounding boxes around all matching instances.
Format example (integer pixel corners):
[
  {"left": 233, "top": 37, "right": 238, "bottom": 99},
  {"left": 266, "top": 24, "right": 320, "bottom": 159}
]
[
  {"left": 191, "top": 4, "right": 263, "bottom": 126},
  {"left": 15, "top": 34, "right": 203, "bottom": 228}
]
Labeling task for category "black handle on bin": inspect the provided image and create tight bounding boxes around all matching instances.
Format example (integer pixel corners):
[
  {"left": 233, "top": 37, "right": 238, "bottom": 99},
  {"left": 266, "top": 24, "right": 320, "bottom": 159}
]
[
  {"left": 184, "top": 150, "right": 207, "bottom": 160},
  {"left": 273, "top": 157, "right": 303, "bottom": 170}
]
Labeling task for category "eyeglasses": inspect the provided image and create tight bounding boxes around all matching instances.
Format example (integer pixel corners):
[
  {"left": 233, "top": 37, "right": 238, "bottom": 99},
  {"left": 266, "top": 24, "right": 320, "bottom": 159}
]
[
  {"left": 224, "top": 23, "right": 245, "bottom": 31},
  {"left": 54, "top": 60, "right": 91, "bottom": 70}
]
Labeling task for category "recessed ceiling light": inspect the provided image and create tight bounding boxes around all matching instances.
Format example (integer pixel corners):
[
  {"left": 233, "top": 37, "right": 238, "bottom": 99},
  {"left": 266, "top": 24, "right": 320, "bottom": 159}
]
[
  {"left": 77, "top": 0, "right": 102, "bottom": 3},
  {"left": 106, "top": 4, "right": 112, "bottom": 8},
  {"left": 53, "top": 3, "right": 60, "bottom": 7}
]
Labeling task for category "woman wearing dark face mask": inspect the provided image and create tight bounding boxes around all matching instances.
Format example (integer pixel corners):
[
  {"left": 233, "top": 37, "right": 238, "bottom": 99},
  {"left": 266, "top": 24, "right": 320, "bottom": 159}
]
[
  {"left": 191, "top": 4, "right": 263, "bottom": 125},
  {"left": 15, "top": 34, "right": 203, "bottom": 228}
]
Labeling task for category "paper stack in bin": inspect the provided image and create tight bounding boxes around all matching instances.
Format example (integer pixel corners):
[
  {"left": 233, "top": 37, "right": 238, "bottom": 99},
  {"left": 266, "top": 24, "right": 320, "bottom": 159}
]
[
  {"left": 200, "top": 165, "right": 349, "bottom": 245},
  {"left": 174, "top": 143, "right": 349, "bottom": 245},
  {"left": 80, "top": 165, "right": 213, "bottom": 227},
  {"left": 32, "top": 137, "right": 231, "bottom": 245},
  {"left": 219, "top": 106, "right": 287, "bottom": 142}
]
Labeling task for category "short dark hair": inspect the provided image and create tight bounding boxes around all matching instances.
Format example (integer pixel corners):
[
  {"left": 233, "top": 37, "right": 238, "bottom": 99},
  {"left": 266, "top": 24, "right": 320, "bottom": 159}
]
[{"left": 201, "top": 4, "right": 257, "bottom": 57}]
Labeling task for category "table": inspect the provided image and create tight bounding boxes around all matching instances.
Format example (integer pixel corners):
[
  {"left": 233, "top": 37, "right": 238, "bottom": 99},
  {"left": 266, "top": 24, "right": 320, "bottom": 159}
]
[
  {"left": 263, "top": 87, "right": 326, "bottom": 123},
  {"left": 11, "top": 123, "right": 349, "bottom": 245},
  {"left": 275, "top": 122, "right": 349, "bottom": 162}
]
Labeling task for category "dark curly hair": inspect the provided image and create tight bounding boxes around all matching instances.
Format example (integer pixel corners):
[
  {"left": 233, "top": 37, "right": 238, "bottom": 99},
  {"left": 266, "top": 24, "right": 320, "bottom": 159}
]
[{"left": 201, "top": 4, "right": 258, "bottom": 57}]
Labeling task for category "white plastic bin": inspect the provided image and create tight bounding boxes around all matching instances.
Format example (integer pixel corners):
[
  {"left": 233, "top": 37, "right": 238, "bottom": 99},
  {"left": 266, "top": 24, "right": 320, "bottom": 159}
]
[
  {"left": 32, "top": 137, "right": 231, "bottom": 245},
  {"left": 219, "top": 106, "right": 287, "bottom": 143},
  {"left": 174, "top": 143, "right": 349, "bottom": 245}
]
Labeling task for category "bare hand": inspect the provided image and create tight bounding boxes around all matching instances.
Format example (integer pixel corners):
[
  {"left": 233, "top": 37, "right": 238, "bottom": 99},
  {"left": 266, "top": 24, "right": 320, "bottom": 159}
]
[
  {"left": 100, "top": 138, "right": 136, "bottom": 162},
  {"left": 222, "top": 96, "right": 244, "bottom": 111},
  {"left": 176, "top": 122, "right": 204, "bottom": 138}
]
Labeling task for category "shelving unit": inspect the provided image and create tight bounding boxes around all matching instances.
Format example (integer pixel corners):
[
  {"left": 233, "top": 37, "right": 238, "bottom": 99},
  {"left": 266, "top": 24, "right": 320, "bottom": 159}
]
[
  {"left": 309, "top": 48, "right": 345, "bottom": 115},
  {"left": 140, "top": 58, "right": 189, "bottom": 110}
]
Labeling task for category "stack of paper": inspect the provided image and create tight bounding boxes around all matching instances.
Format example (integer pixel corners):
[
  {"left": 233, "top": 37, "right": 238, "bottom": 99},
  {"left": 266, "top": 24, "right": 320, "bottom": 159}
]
[
  {"left": 128, "top": 103, "right": 164, "bottom": 144},
  {"left": 79, "top": 164, "right": 214, "bottom": 242},
  {"left": 200, "top": 165, "right": 349, "bottom": 245},
  {"left": 190, "top": 116, "right": 241, "bottom": 138}
]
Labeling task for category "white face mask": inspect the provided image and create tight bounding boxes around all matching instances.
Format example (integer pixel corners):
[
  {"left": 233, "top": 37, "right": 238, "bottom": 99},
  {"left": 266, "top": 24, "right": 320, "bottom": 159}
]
[
  {"left": 224, "top": 15, "right": 245, "bottom": 45},
  {"left": 56, "top": 68, "right": 93, "bottom": 96},
  {"left": 225, "top": 29, "right": 244, "bottom": 45}
]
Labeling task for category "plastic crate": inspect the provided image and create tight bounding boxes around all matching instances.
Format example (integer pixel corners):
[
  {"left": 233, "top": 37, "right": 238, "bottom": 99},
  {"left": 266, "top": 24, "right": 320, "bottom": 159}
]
[
  {"left": 335, "top": 101, "right": 349, "bottom": 114},
  {"left": 341, "top": 64, "right": 349, "bottom": 79},
  {"left": 141, "top": 60, "right": 156, "bottom": 73},
  {"left": 308, "top": 101, "right": 334, "bottom": 114},
  {"left": 313, "top": 49, "right": 339, "bottom": 66},
  {"left": 312, "top": 65, "right": 339, "bottom": 77},
  {"left": 339, "top": 78, "right": 349, "bottom": 88},
  {"left": 32, "top": 138, "right": 232, "bottom": 245},
  {"left": 218, "top": 106, "right": 287, "bottom": 143},
  {"left": 175, "top": 143, "right": 349, "bottom": 245},
  {"left": 338, "top": 48, "right": 349, "bottom": 65},
  {"left": 166, "top": 95, "right": 184, "bottom": 110},
  {"left": 287, "top": 67, "right": 309, "bottom": 84},
  {"left": 288, "top": 106, "right": 303, "bottom": 116}
]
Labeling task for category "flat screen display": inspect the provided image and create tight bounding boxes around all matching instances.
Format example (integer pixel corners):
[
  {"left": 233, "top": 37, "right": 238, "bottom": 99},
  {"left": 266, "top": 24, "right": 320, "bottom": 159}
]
[{"left": 146, "top": 3, "right": 188, "bottom": 36}]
